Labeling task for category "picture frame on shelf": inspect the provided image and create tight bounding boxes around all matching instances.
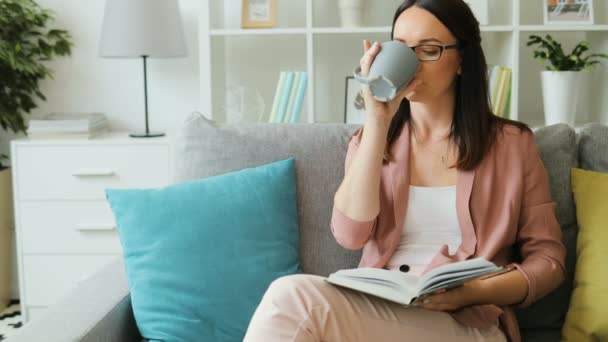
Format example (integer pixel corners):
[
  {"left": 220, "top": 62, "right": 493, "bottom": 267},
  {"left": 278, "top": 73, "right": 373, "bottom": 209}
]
[
  {"left": 344, "top": 76, "right": 366, "bottom": 124},
  {"left": 543, "top": 0, "right": 594, "bottom": 25},
  {"left": 464, "top": 0, "right": 489, "bottom": 26},
  {"left": 241, "top": 0, "right": 277, "bottom": 29}
]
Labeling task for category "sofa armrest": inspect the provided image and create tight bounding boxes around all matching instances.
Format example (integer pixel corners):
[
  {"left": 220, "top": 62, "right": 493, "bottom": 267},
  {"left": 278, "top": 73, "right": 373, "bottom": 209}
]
[{"left": 8, "top": 256, "right": 141, "bottom": 342}]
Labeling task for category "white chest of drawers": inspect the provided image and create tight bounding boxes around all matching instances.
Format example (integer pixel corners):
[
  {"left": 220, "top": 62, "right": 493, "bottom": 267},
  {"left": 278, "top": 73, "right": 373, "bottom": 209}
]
[{"left": 10, "top": 133, "right": 172, "bottom": 322}]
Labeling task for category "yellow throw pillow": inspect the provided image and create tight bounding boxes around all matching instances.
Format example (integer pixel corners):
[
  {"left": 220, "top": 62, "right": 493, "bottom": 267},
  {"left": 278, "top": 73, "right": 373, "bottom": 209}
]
[{"left": 562, "top": 168, "right": 608, "bottom": 341}]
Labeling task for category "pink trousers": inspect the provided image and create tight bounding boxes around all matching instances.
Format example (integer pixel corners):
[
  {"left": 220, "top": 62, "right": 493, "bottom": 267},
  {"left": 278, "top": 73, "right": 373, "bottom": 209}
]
[{"left": 243, "top": 274, "right": 508, "bottom": 342}]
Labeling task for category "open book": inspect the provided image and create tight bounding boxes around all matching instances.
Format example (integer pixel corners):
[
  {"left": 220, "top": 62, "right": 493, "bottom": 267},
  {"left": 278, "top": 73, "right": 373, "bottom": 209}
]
[{"left": 326, "top": 258, "right": 509, "bottom": 306}]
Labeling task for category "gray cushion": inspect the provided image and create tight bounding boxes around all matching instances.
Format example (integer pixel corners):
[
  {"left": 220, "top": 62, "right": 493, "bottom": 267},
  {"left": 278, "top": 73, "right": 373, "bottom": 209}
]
[
  {"left": 532, "top": 123, "right": 578, "bottom": 227},
  {"left": 514, "top": 124, "right": 578, "bottom": 330},
  {"left": 578, "top": 123, "right": 608, "bottom": 172},
  {"left": 173, "top": 113, "right": 363, "bottom": 276}
]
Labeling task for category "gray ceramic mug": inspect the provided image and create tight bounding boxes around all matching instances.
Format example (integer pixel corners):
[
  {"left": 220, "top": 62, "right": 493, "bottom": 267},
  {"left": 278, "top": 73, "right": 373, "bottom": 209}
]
[{"left": 353, "top": 41, "right": 420, "bottom": 102}]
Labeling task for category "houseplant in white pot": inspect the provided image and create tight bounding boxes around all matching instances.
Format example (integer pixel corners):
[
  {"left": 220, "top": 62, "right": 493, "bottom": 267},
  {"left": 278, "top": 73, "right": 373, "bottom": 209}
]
[{"left": 527, "top": 34, "right": 608, "bottom": 126}]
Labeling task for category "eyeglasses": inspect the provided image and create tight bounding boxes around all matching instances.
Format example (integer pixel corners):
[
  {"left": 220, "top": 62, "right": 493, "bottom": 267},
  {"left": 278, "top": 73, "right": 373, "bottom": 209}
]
[{"left": 409, "top": 43, "right": 461, "bottom": 62}]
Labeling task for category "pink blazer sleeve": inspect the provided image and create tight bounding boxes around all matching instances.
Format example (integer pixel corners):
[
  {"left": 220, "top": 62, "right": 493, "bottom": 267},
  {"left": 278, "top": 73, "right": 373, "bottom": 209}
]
[
  {"left": 508, "top": 131, "right": 567, "bottom": 308},
  {"left": 330, "top": 127, "right": 379, "bottom": 250}
]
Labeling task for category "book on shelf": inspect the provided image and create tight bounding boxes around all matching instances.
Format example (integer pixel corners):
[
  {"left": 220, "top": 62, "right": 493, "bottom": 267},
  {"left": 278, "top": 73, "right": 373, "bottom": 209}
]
[
  {"left": 267, "top": 70, "right": 308, "bottom": 123},
  {"left": 290, "top": 72, "right": 308, "bottom": 123},
  {"left": 487, "top": 65, "right": 512, "bottom": 119},
  {"left": 284, "top": 72, "right": 302, "bottom": 123},
  {"left": 26, "top": 130, "right": 109, "bottom": 140},
  {"left": 27, "top": 112, "right": 109, "bottom": 139},
  {"left": 325, "top": 257, "right": 509, "bottom": 306},
  {"left": 268, "top": 72, "right": 287, "bottom": 123},
  {"left": 275, "top": 72, "right": 295, "bottom": 123}
]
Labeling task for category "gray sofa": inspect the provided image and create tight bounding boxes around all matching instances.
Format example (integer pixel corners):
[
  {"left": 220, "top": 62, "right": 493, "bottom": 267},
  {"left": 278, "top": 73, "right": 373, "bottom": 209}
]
[{"left": 8, "top": 115, "right": 608, "bottom": 341}]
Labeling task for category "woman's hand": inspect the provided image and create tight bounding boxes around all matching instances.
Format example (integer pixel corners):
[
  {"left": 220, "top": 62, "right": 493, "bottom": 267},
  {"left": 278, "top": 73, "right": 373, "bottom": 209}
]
[
  {"left": 414, "top": 279, "right": 483, "bottom": 312},
  {"left": 359, "top": 40, "right": 422, "bottom": 123}
]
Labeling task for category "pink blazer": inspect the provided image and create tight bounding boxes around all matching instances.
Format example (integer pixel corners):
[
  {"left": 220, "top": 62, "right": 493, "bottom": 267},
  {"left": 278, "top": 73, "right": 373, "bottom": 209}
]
[{"left": 330, "top": 122, "right": 566, "bottom": 342}]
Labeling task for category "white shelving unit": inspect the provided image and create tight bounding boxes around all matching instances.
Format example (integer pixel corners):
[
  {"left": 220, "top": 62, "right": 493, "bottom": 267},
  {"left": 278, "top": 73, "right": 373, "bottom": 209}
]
[{"left": 199, "top": 0, "right": 608, "bottom": 126}]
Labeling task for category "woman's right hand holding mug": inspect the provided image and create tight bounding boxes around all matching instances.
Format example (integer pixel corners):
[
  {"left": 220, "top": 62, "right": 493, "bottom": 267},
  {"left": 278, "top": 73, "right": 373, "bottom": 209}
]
[{"left": 359, "top": 40, "right": 421, "bottom": 123}]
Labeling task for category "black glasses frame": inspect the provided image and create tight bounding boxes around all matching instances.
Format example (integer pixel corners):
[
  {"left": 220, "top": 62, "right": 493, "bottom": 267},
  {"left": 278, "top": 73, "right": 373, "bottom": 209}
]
[{"left": 409, "top": 43, "right": 462, "bottom": 62}]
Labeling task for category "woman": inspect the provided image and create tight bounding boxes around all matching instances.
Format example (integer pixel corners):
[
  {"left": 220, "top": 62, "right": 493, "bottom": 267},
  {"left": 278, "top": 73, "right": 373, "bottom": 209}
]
[{"left": 244, "top": 0, "right": 566, "bottom": 341}]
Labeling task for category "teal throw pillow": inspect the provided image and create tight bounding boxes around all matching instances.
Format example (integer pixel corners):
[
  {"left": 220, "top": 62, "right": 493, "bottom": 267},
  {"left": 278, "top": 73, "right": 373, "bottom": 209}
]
[{"left": 105, "top": 158, "right": 301, "bottom": 342}]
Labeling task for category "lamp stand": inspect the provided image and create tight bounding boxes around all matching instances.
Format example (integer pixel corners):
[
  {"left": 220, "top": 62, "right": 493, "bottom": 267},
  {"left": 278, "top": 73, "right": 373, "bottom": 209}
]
[{"left": 130, "top": 55, "right": 164, "bottom": 138}]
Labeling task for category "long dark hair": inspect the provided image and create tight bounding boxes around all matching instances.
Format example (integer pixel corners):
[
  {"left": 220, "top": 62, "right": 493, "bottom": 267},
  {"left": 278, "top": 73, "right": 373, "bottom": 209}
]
[{"left": 383, "top": 0, "right": 530, "bottom": 170}]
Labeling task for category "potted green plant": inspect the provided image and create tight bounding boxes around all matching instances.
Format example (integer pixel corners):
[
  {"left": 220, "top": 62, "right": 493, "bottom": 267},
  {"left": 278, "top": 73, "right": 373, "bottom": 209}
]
[
  {"left": 527, "top": 34, "right": 608, "bottom": 126},
  {"left": 0, "top": 0, "right": 74, "bottom": 135}
]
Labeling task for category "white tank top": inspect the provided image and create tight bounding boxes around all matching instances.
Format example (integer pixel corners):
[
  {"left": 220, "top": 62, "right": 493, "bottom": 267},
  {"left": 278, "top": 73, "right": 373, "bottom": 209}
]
[{"left": 385, "top": 185, "right": 462, "bottom": 277}]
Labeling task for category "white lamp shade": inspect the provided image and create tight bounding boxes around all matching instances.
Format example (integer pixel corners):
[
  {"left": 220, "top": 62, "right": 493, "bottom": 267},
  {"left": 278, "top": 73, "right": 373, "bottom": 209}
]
[{"left": 99, "top": 0, "right": 187, "bottom": 58}]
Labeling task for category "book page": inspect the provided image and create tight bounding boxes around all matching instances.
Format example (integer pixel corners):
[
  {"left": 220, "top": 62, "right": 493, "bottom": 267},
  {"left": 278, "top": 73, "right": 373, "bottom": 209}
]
[
  {"left": 327, "top": 268, "right": 419, "bottom": 305},
  {"left": 325, "top": 276, "right": 417, "bottom": 305},
  {"left": 417, "top": 266, "right": 496, "bottom": 292},
  {"left": 332, "top": 267, "right": 418, "bottom": 287},
  {"left": 415, "top": 258, "right": 499, "bottom": 293}
]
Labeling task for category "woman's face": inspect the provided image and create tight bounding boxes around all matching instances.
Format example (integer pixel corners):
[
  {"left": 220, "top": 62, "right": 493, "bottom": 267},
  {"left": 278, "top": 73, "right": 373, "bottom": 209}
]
[{"left": 392, "top": 6, "right": 462, "bottom": 102}]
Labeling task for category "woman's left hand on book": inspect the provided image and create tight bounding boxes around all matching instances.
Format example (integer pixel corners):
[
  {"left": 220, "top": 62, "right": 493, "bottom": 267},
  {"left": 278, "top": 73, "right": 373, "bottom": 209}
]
[{"left": 413, "top": 280, "right": 481, "bottom": 311}]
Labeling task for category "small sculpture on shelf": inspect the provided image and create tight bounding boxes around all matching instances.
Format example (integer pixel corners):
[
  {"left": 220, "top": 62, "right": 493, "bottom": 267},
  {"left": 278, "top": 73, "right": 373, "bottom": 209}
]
[{"left": 222, "top": 85, "right": 266, "bottom": 123}]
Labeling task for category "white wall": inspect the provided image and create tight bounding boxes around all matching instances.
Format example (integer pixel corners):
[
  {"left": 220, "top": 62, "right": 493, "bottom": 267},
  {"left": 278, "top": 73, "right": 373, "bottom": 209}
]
[{"left": 0, "top": 0, "right": 201, "bottom": 299}]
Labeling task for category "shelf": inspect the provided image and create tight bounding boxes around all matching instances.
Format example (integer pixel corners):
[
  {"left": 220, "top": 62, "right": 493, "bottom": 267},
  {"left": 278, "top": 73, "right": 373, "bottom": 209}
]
[
  {"left": 211, "top": 26, "right": 519, "bottom": 36},
  {"left": 201, "top": 0, "right": 608, "bottom": 125},
  {"left": 312, "top": 27, "right": 391, "bottom": 34},
  {"left": 312, "top": 25, "right": 517, "bottom": 34},
  {"left": 520, "top": 25, "right": 608, "bottom": 32},
  {"left": 480, "top": 26, "right": 516, "bottom": 32},
  {"left": 210, "top": 28, "right": 308, "bottom": 36}
]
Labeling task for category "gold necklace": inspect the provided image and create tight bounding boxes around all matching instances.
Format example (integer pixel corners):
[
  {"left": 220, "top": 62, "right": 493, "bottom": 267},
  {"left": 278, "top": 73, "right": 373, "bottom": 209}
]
[{"left": 412, "top": 134, "right": 451, "bottom": 167}]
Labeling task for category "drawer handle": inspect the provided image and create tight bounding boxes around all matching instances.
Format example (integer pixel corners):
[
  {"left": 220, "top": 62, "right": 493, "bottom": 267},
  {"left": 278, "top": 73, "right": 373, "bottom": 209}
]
[
  {"left": 72, "top": 169, "right": 115, "bottom": 177},
  {"left": 75, "top": 224, "right": 117, "bottom": 231}
]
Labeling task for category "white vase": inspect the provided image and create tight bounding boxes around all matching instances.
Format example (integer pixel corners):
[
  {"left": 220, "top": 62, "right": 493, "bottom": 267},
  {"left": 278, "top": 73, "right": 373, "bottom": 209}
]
[
  {"left": 338, "top": 0, "right": 365, "bottom": 27},
  {"left": 541, "top": 71, "right": 591, "bottom": 126}
]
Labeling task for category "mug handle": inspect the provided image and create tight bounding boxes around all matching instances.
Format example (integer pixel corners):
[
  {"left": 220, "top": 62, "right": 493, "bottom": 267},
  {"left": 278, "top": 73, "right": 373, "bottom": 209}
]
[
  {"left": 353, "top": 65, "right": 372, "bottom": 85},
  {"left": 353, "top": 65, "right": 397, "bottom": 102}
]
